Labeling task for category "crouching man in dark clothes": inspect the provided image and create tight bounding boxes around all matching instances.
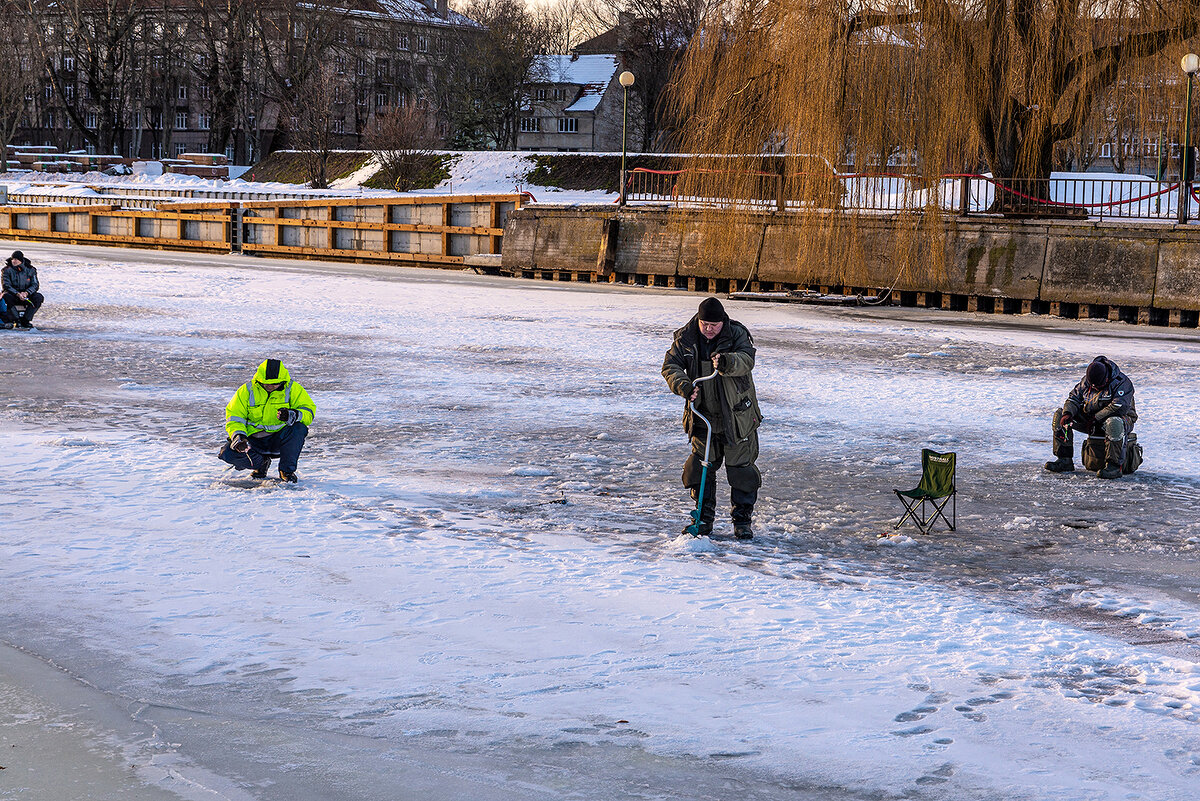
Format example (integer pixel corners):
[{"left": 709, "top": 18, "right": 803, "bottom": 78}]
[
  {"left": 219, "top": 359, "right": 315, "bottom": 483},
  {"left": 1045, "top": 356, "right": 1137, "bottom": 479},
  {"left": 662, "top": 297, "right": 763, "bottom": 538},
  {"left": 2, "top": 251, "right": 44, "bottom": 329}
]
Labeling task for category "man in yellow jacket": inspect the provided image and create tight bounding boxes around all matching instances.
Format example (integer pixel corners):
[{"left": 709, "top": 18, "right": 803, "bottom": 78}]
[{"left": 218, "top": 358, "right": 315, "bottom": 482}]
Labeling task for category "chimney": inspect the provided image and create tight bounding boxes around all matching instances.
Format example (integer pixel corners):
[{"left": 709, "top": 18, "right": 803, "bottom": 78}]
[{"left": 436, "top": 0, "right": 448, "bottom": 18}]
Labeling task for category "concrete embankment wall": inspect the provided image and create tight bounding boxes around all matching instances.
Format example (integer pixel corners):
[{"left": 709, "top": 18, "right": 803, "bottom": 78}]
[{"left": 501, "top": 205, "right": 1200, "bottom": 324}]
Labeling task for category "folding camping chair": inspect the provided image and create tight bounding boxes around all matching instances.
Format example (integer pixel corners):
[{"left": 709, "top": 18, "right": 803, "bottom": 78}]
[{"left": 893, "top": 449, "right": 956, "bottom": 535}]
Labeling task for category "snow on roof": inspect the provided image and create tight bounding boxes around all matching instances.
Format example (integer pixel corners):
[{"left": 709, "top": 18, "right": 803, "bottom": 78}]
[
  {"left": 532, "top": 54, "right": 620, "bottom": 113},
  {"left": 337, "top": 0, "right": 482, "bottom": 29}
]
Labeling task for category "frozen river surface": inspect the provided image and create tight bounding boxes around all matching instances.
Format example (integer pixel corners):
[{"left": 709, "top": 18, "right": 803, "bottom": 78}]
[{"left": 0, "top": 241, "right": 1199, "bottom": 801}]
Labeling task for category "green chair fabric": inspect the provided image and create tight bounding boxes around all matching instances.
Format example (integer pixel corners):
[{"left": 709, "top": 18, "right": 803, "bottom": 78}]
[{"left": 893, "top": 449, "right": 956, "bottom": 534}]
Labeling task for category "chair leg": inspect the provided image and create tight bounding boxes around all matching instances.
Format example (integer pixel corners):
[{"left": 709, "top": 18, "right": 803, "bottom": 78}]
[
  {"left": 930, "top": 494, "right": 956, "bottom": 532},
  {"left": 894, "top": 493, "right": 921, "bottom": 530}
]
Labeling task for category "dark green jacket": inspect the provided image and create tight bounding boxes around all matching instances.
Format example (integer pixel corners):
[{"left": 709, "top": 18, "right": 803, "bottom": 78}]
[{"left": 662, "top": 315, "right": 762, "bottom": 444}]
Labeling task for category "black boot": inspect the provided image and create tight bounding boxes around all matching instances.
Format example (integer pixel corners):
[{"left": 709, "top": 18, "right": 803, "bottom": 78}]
[
  {"left": 279, "top": 468, "right": 298, "bottom": 483},
  {"left": 1097, "top": 462, "right": 1122, "bottom": 480},
  {"left": 732, "top": 503, "right": 754, "bottom": 540},
  {"left": 251, "top": 457, "right": 271, "bottom": 480},
  {"left": 1044, "top": 456, "right": 1074, "bottom": 473}
]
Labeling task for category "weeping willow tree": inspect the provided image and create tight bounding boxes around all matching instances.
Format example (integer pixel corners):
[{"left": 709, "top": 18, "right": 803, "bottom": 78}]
[{"left": 665, "top": 0, "right": 1200, "bottom": 287}]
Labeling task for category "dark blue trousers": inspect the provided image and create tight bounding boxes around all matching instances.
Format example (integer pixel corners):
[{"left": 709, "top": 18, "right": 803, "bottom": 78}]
[{"left": 218, "top": 423, "right": 308, "bottom": 473}]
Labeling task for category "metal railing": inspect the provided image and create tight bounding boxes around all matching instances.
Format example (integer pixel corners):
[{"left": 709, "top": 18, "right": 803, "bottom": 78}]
[{"left": 622, "top": 168, "right": 1200, "bottom": 222}]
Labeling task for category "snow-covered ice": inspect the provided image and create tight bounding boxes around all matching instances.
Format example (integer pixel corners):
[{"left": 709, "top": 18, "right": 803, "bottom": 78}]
[{"left": 0, "top": 240, "right": 1199, "bottom": 800}]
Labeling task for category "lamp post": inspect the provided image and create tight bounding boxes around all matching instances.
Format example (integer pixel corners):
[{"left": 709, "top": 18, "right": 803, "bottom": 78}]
[
  {"left": 618, "top": 70, "right": 635, "bottom": 206},
  {"left": 1178, "top": 53, "right": 1200, "bottom": 224}
]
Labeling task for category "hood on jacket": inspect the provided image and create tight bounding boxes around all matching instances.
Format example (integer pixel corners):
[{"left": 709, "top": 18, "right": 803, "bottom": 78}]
[
  {"left": 1087, "top": 355, "right": 1122, "bottom": 387},
  {"left": 253, "top": 358, "right": 292, "bottom": 386}
]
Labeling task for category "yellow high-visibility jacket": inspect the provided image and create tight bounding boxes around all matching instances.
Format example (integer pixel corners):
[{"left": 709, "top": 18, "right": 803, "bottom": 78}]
[{"left": 225, "top": 359, "right": 316, "bottom": 439}]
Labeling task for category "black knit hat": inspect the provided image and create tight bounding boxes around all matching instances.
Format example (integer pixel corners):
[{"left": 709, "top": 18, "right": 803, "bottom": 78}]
[
  {"left": 10, "top": 251, "right": 23, "bottom": 261},
  {"left": 1086, "top": 358, "right": 1110, "bottom": 388},
  {"left": 697, "top": 297, "right": 728, "bottom": 323}
]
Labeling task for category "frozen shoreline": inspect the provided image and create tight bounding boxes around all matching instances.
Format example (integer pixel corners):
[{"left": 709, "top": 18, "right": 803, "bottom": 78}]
[{"left": 0, "top": 239, "right": 1198, "bottom": 800}]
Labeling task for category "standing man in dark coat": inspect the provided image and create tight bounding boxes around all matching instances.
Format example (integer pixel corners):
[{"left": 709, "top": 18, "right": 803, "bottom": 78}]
[
  {"left": 1045, "top": 356, "right": 1137, "bottom": 479},
  {"left": 662, "top": 297, "right": 763, "bottom": 538},
  {"left": 1, "top": 251, "right": 44, "bottom": 329}
]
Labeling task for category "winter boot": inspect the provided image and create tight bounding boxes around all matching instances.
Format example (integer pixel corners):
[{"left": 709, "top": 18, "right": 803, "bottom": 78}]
[
  {"left": 1097, "top": 462, "right": 1122, "bottom": 480},
  {"left": 250, "top": 457, "right": 271, "bottom": 480},
  {"left": 279, "top": 469, "right": 298, "bottom": 483},
  {"left": 1044, "top": 457, "right": 1075, "bottom": 473},
  {"left": 732, "top": 503, "right": 754, "bottom": 540}
]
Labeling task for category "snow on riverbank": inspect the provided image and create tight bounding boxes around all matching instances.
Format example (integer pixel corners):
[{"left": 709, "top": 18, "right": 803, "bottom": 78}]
[
  {"left": 1, "top": 150, "right": 616, "bottom": 204},
  {"left": 0, "top": 242, "right": 1199, "bottom": 799}
]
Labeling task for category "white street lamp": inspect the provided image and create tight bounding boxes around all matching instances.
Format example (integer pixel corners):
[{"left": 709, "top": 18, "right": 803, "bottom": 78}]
[
  {"left": 1179, "top": 54, "right": 1200, "bottom": 223},
  {"left": 618, "top": 70, "right": 635, "bottom": 206}
]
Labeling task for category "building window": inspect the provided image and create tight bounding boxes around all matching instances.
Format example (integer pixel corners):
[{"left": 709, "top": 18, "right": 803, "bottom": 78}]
[
  {"left": 178, "top": 85, "right": 188, "bottom": 101},
  {"left": 376, "top": 91, "right": 386, "bottom": 109},
  {"left": 397, "top": 89, "right": 408, "bottom": 107},
  {"left": 357, "top": 58, "right": 367, "bottom": 76},
  {"left": 399, "top": 33, "right": 410, "bottom": 50},
  {"left": 175, "top": 142, "right": 187, "bottom": 157},
  {"left": 85, "top": 112, "right": 97, "bottom": 128},
  {"left": 416, "top": 35, "right": 428, "bottom": 52},
  {"left": 64, "top": 85, "right": 75, "bottom": 101},
  {"left": 133, "top": 112, "right": 142, "bottom": 128},
  {"left": 198, "top": 113, "right": 210, "bottom": 130},
  {"left": 377, "top": 59, "right": 389, "bottom": 78},
  {"left": 336, "top": 55, "right": 346, "bottom": 74},
  {"left": 63, "top": 56, "right": 75, "bottom": 71},
  {"left": 176, "top": 111, "right": 188, "bottom": 129},
  {"left": 333, "top": 118, "right": 345, "bottom": 134},
  {"left": 520, "top": 117, "right": 540, "bottom": 132},
  {"left": 554, "top": 88, "right": 565, "bottom": 101},
  {"left": 535, "top": 88, "right": 547, "bottom": 101},
  {"left": 199, "top": 84, "right": 211, "bottom": 100},
  {"left": 558, "top": 117, "right": 578, "bottom": 133}
]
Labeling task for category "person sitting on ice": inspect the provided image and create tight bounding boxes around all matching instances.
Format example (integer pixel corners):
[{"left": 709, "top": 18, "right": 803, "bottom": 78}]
[
  {"left": 218, "top": 359, "right": 315, "bottom": 483},
  {"left": 2, "top": 250, "right": 44, "bottom": 329},
  {"left": 1044, "top": 356, "right": 1137, "bottom": 480}
]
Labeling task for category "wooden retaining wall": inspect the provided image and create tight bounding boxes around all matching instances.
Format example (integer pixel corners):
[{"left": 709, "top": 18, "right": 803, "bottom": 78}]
[
  {"left": 0, "top": 194, "right": 521, "bottom": 267},
  {"left": 501, "top": 205, "right": 1200, "bottom": 327}
]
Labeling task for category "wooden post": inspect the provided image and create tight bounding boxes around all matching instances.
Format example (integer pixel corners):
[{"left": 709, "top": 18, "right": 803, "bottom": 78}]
[{"left": 596, "top": 216, "right": 619, "bottom": 277}]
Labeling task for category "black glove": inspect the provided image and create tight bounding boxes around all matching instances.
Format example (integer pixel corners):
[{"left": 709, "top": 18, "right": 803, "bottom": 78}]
[
  {"left": 277, "top": 408, "right": 301, "bottom": 425},
  {"left": 231, "top": 432, "right": 250, "bottom": 453},
  {"left": 1059, "top": 410, "right": 1073, "bottom": 427},
  {"left": 713, "top": 354, "right": 726, "bottom": 372}
]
